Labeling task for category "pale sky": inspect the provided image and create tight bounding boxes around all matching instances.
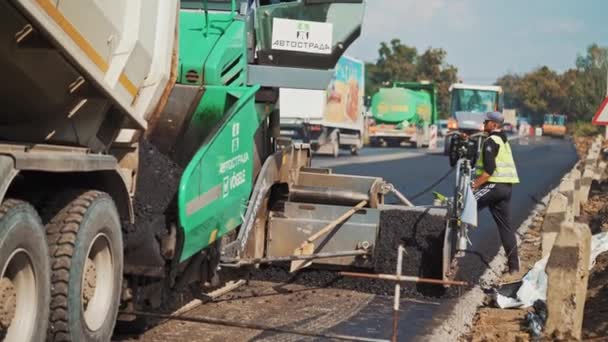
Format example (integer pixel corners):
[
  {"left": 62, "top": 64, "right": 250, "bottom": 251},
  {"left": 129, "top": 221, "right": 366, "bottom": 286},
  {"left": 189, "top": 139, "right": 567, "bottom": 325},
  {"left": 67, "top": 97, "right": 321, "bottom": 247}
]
[{"left": 346, "top": 0, "right": 608, "bottom": 83}]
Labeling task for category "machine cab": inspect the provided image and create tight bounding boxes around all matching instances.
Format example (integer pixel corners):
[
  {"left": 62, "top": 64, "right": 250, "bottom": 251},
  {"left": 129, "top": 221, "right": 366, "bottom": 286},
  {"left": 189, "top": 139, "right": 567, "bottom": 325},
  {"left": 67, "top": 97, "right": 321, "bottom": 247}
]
[
  {"left": 250, "top": 0, "right": 365, "bottom": 89},
  {"left": 447, "top": 84, "right": 504, "bottom": 133},
  {"left": 253, "top": 0, "right": 364, "bottom": 69}
]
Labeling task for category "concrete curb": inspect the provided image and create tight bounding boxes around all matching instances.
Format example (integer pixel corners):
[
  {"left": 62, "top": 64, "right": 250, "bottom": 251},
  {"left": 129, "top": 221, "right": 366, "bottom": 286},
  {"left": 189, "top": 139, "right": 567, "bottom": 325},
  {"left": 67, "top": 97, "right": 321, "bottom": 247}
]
[
  {"left": 428, "top": 136, "right": 597, "bottom": 341},
  {"left": 424, "top": 190, "right": 555, "bottom": 341},
  {"left": 545, "top": 222, "right": 591, "bottom": 340},
  {"left": 543, "top": 134, "right": 604, "bottom": 339}
]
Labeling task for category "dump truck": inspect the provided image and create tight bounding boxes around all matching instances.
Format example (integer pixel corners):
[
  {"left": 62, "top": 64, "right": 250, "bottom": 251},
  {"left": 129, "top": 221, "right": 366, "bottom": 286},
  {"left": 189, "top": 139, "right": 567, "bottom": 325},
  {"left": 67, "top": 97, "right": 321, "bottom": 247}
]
[
  {"left": 542, "top": 113, "right": 567, "bottom": 138},
  {"left": 443, "top": 84, "right": 504, "bottom": 155},
  {"left": 368, "top": 82, "right": 438, "bottom": 148},
  {"left": 279, "top": 55, "right": 365, "bottom": 157},
  {"left": 0, "top": 1, "right": 410, "bottom": 341}
]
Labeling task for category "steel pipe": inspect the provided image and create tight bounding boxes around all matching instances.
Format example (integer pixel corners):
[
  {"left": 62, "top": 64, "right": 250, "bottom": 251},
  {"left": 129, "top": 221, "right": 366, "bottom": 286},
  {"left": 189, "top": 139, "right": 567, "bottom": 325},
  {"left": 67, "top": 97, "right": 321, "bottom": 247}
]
[{"left": 339, "top": 271, "right": 469, "bottom": 287}]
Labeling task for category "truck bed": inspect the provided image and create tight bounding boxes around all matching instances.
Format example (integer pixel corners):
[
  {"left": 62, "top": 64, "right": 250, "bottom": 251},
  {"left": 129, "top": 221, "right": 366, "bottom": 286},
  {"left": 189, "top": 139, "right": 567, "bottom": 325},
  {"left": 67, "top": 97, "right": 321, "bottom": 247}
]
[{"left": 0, "top": 0, "right": 177, "bottom": 150}]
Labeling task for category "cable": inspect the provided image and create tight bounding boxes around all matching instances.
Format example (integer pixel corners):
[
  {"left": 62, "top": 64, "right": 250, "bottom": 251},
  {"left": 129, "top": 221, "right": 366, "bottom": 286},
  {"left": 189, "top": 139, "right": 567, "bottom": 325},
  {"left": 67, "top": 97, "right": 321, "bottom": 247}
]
[{"left": 409, "top": 167, "right": 456, "bottom": 201}]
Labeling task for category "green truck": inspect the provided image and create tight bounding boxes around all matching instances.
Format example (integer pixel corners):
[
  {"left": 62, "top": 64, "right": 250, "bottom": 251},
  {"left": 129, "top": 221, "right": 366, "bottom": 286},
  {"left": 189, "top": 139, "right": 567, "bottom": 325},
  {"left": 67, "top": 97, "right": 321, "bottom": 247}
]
[
  {"left": 0, "top": 1, "right": 407, "bottom": 341},
  {"left": 368, "top": 82, "right": 438, "bottom": 148}
]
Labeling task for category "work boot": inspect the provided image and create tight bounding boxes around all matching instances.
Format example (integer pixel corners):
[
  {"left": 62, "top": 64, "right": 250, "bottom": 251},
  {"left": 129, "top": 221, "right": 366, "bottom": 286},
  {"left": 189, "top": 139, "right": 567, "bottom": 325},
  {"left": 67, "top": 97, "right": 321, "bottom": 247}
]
[
  {"left": 508, "top": 266, "right": 520, "bottom": 275},
  {"left": 507, "top": 257, "right": 520, "bottom": 275}
]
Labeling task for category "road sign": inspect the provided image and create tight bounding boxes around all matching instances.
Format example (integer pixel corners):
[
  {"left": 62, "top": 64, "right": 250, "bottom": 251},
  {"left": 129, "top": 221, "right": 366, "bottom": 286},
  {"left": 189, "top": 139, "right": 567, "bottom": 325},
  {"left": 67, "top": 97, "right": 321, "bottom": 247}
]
[{"left": 592, "top": 96, "right": 608, "bottom": 125}]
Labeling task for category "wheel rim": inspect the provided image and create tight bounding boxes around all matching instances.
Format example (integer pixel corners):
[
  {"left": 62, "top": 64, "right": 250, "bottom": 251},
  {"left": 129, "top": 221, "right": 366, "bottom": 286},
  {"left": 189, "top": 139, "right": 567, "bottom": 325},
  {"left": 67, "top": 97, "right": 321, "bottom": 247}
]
[
  {"left": 82, "top": 233, "right": 114, "bottom": 332},
  {"left": 1, "top": 249, "right": 38, "bottom": 341}
]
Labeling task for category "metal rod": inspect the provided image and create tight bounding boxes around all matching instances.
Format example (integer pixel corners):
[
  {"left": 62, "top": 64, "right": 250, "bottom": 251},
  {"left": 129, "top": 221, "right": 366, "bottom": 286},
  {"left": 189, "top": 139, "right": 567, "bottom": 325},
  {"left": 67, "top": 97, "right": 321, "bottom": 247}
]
[
  {"left": 220, "top": 250, "right": 369, "bottom": 267},
  {"left": 302, "top": 200, "right": 368, "bottom": 245},
  {"left": 290, "top": 200, "right": 368, "bottom": 272},
  {"left": 339, "top": 272, "right": 470, "bottom": 287},
  {"left": 123, "top": 310, "right": 390, "bottom": 342},
  {"left": 390, "top": 188, "right": 414, "bottom": 207},
  {"left": 392, "top": 245, "right": 404, "bottom": 342}
]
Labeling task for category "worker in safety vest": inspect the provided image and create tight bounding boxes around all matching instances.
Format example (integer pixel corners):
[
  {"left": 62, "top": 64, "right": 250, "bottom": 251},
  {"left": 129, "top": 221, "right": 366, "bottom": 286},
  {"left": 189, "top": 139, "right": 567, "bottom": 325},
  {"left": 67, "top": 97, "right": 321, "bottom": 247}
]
[{"left": 472, "top": 111, "right": 520, "bottom": 274}]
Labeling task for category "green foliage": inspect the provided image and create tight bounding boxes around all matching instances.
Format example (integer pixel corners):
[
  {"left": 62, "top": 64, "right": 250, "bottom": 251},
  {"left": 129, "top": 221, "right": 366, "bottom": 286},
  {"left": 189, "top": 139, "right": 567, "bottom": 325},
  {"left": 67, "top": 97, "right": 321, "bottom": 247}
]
[
  {"left": 365, "top": 39, "right": 458, "bottom": 118},
  {"left": 496, "top": 44, "right": 608, "bottom": 124},
  {"left": 571, "top": 121, "right": 602, "bottom": 137}
]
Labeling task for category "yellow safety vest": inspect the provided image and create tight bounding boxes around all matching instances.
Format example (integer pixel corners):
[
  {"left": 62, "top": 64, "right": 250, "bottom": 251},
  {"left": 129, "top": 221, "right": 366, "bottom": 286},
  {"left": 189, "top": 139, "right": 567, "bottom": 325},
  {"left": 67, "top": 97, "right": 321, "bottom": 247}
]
[{"left": 475, "top": 135, "right": 520, "bottom": 184}]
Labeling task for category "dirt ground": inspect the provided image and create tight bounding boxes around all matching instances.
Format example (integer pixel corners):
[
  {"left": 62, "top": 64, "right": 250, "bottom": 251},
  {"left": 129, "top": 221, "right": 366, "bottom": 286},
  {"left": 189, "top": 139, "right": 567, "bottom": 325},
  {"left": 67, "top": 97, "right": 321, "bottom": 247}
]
[
  {"left": 113, "top": 209, "right": 448, "bottom": 342},
  {"left": 114, "top": 281, "right": 376, "bottom": 342},
  {"left": 463, "top": 137, "right": 608, "bottom": 342},
  {"left": 461, "top": 211, "right": 544, "bottom": 342}
]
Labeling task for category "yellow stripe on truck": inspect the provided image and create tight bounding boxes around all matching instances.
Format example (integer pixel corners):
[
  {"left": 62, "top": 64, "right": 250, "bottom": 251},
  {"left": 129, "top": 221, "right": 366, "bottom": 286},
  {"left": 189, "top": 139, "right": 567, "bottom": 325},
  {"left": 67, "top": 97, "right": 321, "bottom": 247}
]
[{"left": 36, "top": 0, "right": 139, "bottom": 98}]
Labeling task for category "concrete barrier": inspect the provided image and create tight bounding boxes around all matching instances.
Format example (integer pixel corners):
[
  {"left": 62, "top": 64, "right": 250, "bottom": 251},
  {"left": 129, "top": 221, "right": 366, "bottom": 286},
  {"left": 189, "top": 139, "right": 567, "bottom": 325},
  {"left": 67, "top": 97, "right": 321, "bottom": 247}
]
[
  {"left": 567, "top": 169, "right": 582, "bottom": 217},
  {"left": 428, "top": 125, "right": 438, "bottom": 150},
  {"left": 580, "top": 167, "right": 595, "bottom": 205},
  {"left": 594, "top": 135, "right": 603, "bottom": 145},
  {"left": 541, "top": 192, "right": 569, "bottom": 258},
  {"left": 558, "top": 178, "right": 575, "bottom": 206},
  {"left": 597, "top": 161, "right": 607, "bottom": 181},
  {"left": 585, "top": 154, "right": 599, "bottom": 171},
  {"left": 545, "top": 222, "right": 592, "bottom": 340},
  {"left": 543, "top": 138, "right": 602, "bottom": 339}
]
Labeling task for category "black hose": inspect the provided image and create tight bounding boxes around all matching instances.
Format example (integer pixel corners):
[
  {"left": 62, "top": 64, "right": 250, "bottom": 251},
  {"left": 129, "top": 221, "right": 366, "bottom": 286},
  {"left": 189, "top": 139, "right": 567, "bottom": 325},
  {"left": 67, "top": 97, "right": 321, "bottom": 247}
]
[{"left": 408, "top": 167, "right": 456, "bottom": 202}]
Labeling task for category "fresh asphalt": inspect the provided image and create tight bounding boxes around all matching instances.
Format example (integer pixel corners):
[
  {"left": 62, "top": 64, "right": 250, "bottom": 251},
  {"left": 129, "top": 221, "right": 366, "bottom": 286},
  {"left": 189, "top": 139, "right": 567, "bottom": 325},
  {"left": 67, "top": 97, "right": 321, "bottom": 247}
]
[{"left": 312, "top": 135, "right": 578, "bottom": 340}]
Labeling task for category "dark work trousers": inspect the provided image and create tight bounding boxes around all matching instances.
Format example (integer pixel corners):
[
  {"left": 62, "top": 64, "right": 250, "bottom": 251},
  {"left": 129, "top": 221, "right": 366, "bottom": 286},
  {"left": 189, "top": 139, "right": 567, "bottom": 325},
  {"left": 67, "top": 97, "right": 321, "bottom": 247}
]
[{"left": 474, "top": 182, "right": 519, "bottom": 270}]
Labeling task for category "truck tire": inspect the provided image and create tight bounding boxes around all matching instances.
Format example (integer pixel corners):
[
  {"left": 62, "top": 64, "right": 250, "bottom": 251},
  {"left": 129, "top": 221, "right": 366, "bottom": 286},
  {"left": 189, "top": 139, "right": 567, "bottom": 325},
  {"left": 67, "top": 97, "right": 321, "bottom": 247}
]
[
  {"left": 46, "top": 191, "right": 123, "bottom": 342},
  {"left": 443, "top": 136, "right": 451, "bottom": 155},
  {"left": 0, "top": 199, "right": 50, "bottom": 342}
]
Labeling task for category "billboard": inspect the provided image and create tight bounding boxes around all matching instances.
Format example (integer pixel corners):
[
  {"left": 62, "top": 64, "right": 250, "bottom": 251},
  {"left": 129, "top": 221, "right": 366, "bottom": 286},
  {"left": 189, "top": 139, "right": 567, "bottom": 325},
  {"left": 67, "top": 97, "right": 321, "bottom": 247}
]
[{"left": 324, "top": 56, "right": 365, "bottom": 126}]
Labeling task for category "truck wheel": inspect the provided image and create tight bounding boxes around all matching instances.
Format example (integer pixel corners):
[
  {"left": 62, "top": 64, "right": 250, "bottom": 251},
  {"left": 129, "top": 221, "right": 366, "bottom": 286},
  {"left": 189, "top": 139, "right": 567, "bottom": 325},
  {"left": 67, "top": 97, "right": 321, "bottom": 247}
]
[
  {"left": 350, "top": 145, "right": 360, "bottom": 156},
  {"left": 0, "top": 199, "right": 50, "bottom": 342},
  {"left": 46, "top": 191, "right": 123, "bottom": 342},
  {"left": 443, "top": 136, "right": 451, "bottom": 155}
]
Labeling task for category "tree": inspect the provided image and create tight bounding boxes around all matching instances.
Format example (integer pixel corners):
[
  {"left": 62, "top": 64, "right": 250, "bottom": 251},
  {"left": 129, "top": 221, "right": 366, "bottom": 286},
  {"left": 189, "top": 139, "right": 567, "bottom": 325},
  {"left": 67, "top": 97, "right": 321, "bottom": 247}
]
[
  {"left": 495, "top": 73, "right": 522, "bottom": 109},
  {"left": 366, "top": 40, "right": 459, "bottom": 118},
  {"left": 417, "top": 48, "right": 459, "bottom": 116},
  {"left": 495, "top": 43, "right": 608, "bottom": 123},
  {"left": 571, "top": 44, "right": 608, "bottom": 120}
]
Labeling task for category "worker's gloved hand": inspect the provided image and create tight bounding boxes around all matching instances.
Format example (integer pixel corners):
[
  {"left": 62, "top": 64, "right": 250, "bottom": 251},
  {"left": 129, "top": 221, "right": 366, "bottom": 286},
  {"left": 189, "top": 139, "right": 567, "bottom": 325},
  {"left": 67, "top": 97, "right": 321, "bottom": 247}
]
[
  {"left": 432, "top": 191, "right": 451, "bottom": 206},
  {"left": 433, "top": 191, "right": 446, "bottom": 202}
]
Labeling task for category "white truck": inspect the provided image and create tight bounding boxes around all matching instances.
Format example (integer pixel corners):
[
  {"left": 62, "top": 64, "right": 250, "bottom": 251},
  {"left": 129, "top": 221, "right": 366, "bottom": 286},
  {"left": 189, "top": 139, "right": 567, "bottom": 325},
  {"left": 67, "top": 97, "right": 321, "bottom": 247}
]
[{"left": 279, "top": 56, "right": 365, "bottom": 157}]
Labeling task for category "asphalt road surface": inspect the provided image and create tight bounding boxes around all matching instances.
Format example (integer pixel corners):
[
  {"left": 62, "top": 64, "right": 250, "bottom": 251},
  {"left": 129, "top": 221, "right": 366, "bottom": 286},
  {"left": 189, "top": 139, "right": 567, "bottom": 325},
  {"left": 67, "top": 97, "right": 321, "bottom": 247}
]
[
  {"left": 119, "top": 136, "right": 578, "bottom": 342},
  {"left": 321, "top": 135, "right": 578, "bottom": 340}
]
